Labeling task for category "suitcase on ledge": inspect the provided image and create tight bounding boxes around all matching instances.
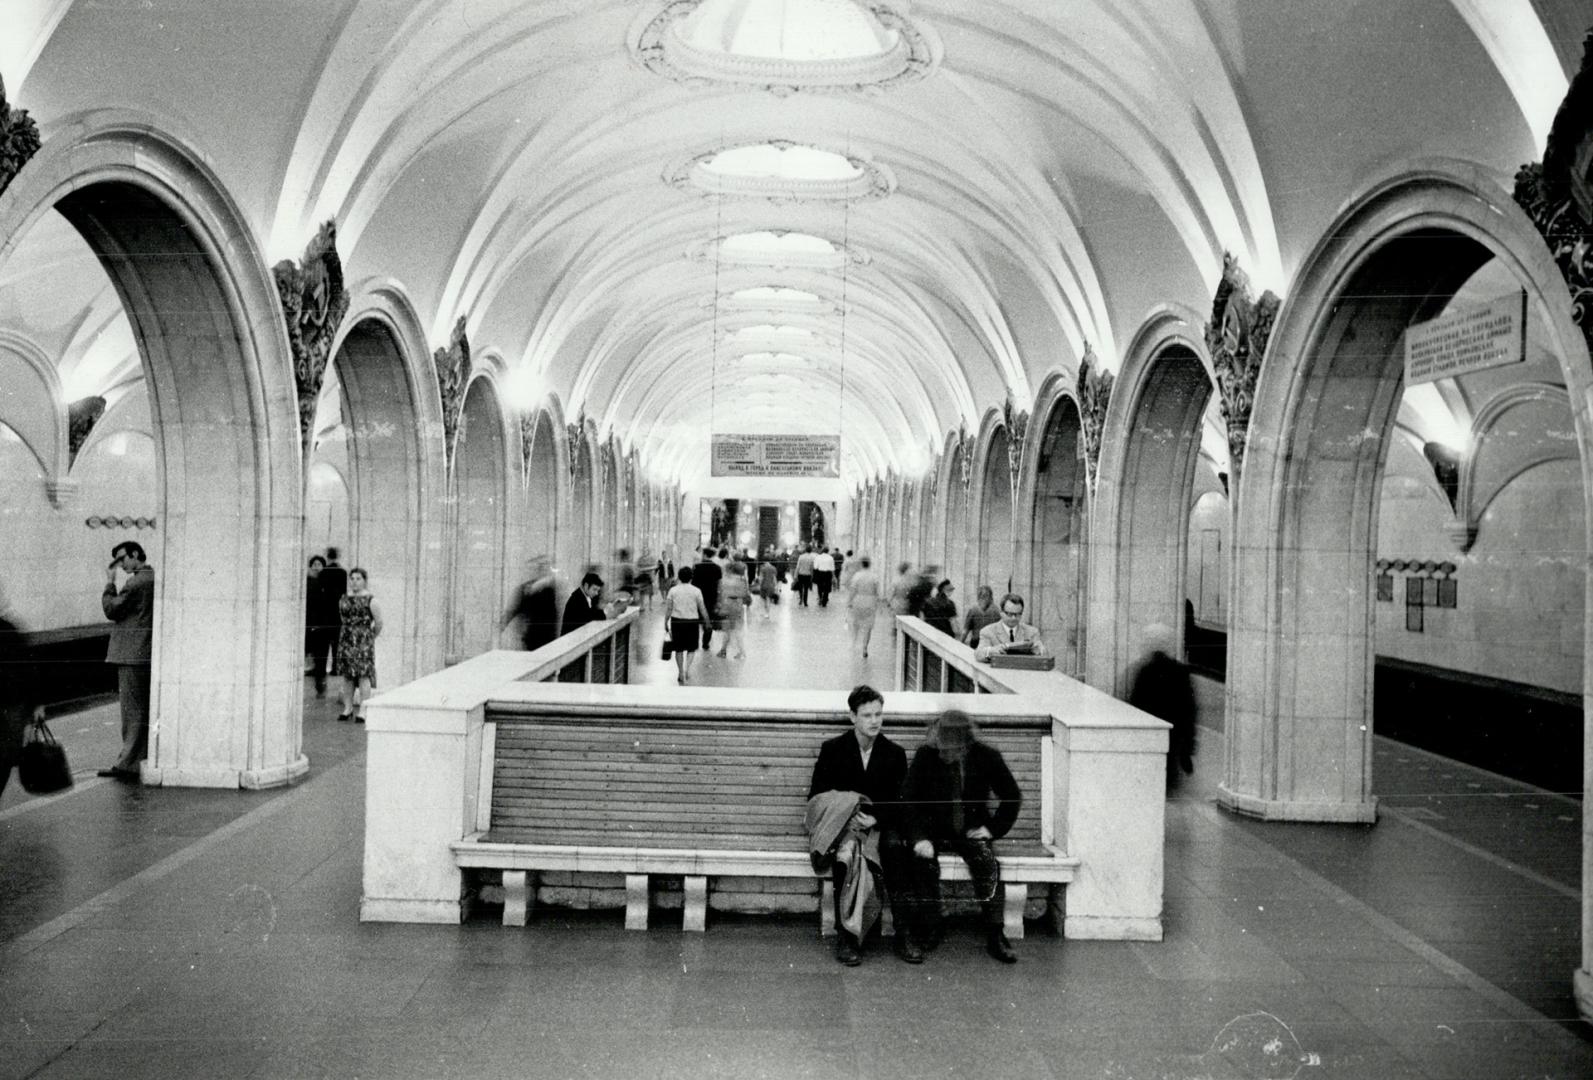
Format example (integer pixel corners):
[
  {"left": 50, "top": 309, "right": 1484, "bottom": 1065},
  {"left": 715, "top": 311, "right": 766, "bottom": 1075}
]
[{"left": 985, "top": 653, "right": 1055, "bottom": 671}]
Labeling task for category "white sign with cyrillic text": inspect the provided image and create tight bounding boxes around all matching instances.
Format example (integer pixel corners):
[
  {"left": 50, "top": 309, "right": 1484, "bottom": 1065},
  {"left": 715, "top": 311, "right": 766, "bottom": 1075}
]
[
  {"left": 1404, "top": 292, "right": 1526, "bottom": 386},
  {"left": 711, "top": 434, "right": 840, "bottom": 478}
]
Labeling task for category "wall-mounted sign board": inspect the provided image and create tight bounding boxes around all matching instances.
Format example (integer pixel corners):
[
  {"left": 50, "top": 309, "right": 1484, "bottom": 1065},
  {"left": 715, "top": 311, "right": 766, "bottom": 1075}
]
[
  {"left": 712, "top": 434, "right": 840, "bottom": 478},
  {"left": 1404, "top": 291, "right": 1526, "bottom": 386}
]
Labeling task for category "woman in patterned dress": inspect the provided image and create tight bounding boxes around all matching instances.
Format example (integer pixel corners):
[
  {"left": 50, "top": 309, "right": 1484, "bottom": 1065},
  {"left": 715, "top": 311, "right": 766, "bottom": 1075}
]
[{"left": 336, "top": 568, "right": 382, "bottom": 722}]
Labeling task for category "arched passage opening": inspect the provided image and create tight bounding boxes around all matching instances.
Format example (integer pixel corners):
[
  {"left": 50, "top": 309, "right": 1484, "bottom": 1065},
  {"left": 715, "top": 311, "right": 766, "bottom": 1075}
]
[
  {"left": 943, "top": 447, "right": 969, "bottom": 591},
  {"left": 1086, "top": 336, "right": 1214, "bottom": 693},
  {"left": 978, "top": 428, "right": 1014, "bottom": 596},
  {"left": 1227, "top": 177, "right": 1593, "bottom": 830},
  {"left": 526, "top": 410, "right": 559, "bottom": 562},
  {"left": 0, "top": 123, "right": 306, "bottom": 788},
  {"left": 451, "top": 377, "right": 510, "bottom": 660},
  {"left": 1028, "top": 395, "right": 1089, "bottom": 676}
]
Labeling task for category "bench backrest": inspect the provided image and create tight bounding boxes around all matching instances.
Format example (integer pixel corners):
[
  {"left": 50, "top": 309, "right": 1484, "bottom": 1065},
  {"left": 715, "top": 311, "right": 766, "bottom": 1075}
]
[{"left": 485, "top": 714, "right": 1047, "bottom": 851}]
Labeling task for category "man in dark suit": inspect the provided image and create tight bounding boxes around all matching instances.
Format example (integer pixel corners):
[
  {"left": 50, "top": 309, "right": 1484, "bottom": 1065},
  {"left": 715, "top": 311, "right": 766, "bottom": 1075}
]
[
  {"left": 100, "top": 540, "right": 155, "bottom": 780},
  {"left": 561, "top": 572, "right": 607, "bottom": 635},
  {"left": 808, "top": 684, "right": 917, "bottom": 965},
  {"left": 691, "top": 550, "right": 721, "bottom": 652}
]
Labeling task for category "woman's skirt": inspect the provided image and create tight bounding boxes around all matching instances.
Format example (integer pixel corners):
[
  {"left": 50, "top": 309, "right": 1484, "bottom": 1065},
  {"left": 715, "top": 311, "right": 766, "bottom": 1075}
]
[{"left": 669, "top": 617, "right": 701, "bottom": 653}]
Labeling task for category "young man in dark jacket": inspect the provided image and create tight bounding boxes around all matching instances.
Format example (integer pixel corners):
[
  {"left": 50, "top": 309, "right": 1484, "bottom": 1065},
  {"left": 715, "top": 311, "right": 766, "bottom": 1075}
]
[
  {"left": 807, "top": 685, "right": 915, "bottom": 965},
  {"left": 900, "top": 709, "right": 1022, "bottom": 962}
]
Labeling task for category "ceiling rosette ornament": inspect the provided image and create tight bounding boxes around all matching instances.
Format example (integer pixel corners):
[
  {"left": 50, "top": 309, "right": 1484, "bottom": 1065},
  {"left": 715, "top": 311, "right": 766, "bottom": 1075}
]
[
  {"left": 629, "top": 0, "right": 940, "bottom": 96},
  {"left": 1205, "top": 253, "right": 1280, "bottom": 479},
  {"left": 433, "top": 317, "right": 471, "bottom": 473},
  {"left": 0, "top": 77, "right": 41, "bottom": 199},
  {"left": 1075, "top": 346, "right": 1113, "bottom": 490},
  {"left": 274, "top": 221, "right": 350, "bottom": 461},
  {"left": 1003, "top": 395, "right": 1029, "bottom": 501},
  {"left": 1514, "top": 29, "right": 1593, "bottom": 356}
]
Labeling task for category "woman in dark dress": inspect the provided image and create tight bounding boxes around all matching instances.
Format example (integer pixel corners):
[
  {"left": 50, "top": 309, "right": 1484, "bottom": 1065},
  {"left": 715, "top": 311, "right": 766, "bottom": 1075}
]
[{"left": 336, "top": 568, "right": 382, "bottom": 722}]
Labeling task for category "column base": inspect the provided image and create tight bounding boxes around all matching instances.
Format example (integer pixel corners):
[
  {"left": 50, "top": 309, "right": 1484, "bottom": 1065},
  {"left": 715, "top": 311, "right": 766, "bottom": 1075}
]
[
  {"left": 242, "top": 754, "right": 310, "bottom": 790},
  {"left": 1063, "top": 914, "right": 1163, "bottom": 941},
  {"left": 360, "top": 897, "right": 465, "bottom": 924},
  {"left": 1575, "top": 967, "right": 1593, "bottom": 1025},
  {"left": 1217, "top": 783, "right": 1378, "bottom": 824}
]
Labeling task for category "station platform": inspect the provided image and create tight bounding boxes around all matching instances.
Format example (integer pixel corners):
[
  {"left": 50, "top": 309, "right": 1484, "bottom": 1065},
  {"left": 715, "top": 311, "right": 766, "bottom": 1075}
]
[{"left": 2, "top": 595, "right": 1589, "bottom": 1078}]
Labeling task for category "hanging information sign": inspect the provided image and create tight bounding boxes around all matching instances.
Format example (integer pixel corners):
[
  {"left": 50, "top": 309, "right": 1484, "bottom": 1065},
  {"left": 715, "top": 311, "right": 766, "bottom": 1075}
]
[
  {"left": 1404, "top": 291, "right": 1526, "bottom": 386},
  {"left": 712, "top": 434, "right": 840, "bottom": 478}
]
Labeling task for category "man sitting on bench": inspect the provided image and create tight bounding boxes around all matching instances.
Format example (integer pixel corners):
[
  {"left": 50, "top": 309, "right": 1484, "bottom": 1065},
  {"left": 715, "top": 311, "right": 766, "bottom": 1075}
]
[
  {"left": 901, "top": 709, "right": 1023, "bottom": 963},
  {"left": 806, "top": 684, "right": 918, "bottom": 965}
]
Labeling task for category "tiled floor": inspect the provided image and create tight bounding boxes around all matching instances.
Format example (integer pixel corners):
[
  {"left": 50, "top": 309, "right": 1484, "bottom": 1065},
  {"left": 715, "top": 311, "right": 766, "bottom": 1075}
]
[{"left": 1, "top": 595, "right": 1589, "bottom": 1078}]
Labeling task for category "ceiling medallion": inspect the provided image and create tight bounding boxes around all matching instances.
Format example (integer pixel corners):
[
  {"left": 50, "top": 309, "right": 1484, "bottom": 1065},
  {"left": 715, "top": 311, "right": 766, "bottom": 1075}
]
[
  {"left": 665, "top": 140, "right": 895, "bottom": 202},
  {"left": 685, "top": 231, "right": 872, "bottom": 270},
  {"left": 628, "top": 0, "right": 940, "bottom": 95}
]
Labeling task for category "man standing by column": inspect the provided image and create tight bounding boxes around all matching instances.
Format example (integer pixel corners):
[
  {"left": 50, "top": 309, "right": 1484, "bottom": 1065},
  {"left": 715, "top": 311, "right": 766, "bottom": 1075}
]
[{"left": 99, "top": 540, "right": 154, "bottom": 781}]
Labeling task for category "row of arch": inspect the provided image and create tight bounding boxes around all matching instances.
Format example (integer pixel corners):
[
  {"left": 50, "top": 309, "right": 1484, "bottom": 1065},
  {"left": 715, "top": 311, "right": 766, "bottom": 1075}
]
[
  {"left": 0, "top": 111, "right": 679, "bottom": 790},
  {"left": 851, "top": 161, "right": 1593, "bottom": 831}
]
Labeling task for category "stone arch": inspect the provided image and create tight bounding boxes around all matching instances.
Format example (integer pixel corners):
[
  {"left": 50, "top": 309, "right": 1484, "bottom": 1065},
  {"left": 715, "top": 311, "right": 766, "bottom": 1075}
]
[
  {"left": 569, "top": 421, "right": 599, "bottom": 572},
  {"left": 1018, "top": 372, "right": 1091, "bottom": 676},
  {"left": 523, "top": 404, "right": 562, "bottom": 566},
  {"left": 937, "top": 432, "right": 971, "bottom": 590},
  {"left": 600, "top": 439, "right": 620, "bottom": 560},
  {"left": 327, "top": 279, "right": 448, "bottom": 683},
  {"left": 0, "top": 111, "right": 305, "bottom": 788},
  {"left": 916, "top": 466, "right": 938, "bottom": 569},
  {"left": 450, "top": 365, "right": 513, "bottom": 661},
  {"left": 969, "top": 409, "right": 1014, "bottom": 596},
  {"left": 1226, "top": 161, "right": 1593, "bottom": 825},
  {"left": 1085, "top": 306, "right": 1217, "bottom": 694}
]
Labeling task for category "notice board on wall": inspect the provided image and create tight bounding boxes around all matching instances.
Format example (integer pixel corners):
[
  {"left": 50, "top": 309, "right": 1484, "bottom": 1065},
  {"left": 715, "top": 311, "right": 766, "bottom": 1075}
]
[
  {"left": 1403, "top": 291, "right": 1526, "bottom": 386},
  {"left": 711, "top": 434, "right": 840, "bottom": 478}
]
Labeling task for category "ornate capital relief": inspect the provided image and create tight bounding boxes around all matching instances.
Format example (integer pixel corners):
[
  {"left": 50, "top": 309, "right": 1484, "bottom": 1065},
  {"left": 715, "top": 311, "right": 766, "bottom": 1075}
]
[
  {"left": 566, "top": 408, "right": 587, "bottom": 482},
  {"left": 44, "top": 478, "right": 79, "bottom": 508},
  {"left": 433, "top": 317, "right": 471, "bottom": 473},
  {"left": 67, "top": 395, "right": 107, "bottom": 465},
  {"left": 1204, "top": 253, "right": 1281, "bottom": 479},
  {"left": 664, "top": 141, "right": 896, "bottom": 203},
  {"left": 630, "top": 1, "right": 939, "bottom": 96},
  {"left": 1075, "top": 346, "right": 1113, "bottom": 490},
  {"left": 1514, "top": 30, "right": 1593, "bottom": 358},
  {"left": 518, "top": 413, "right": 536, "bottom": 487},
  {"left": 955, "top": 422, "right": 974, "bottom": 493},
  {"left": 1002, "top": 395, "right": 1029, "bottom": 499},
  {"left": 0, "top": 77, "right": 41, "bottom": 200},
  {"left": 273, "top": 221, "right": 350, "bottom": 461}
]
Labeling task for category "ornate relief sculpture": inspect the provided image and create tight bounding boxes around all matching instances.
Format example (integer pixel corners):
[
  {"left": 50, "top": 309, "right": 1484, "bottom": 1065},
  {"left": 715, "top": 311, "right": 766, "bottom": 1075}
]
[
  {"left": 956, "top": 422, "right": 974, "bottom": 493},
  {"left": 519, "top": 413, "right": 536, "bottom": 487},
  {"left": 67, "top": 396, "right": 107, "bottom": 464},
  {"left": 1003, "top": 395, "right": 1029, "bottom": 501},
  {"left": 1075, "top": 346, "right": 1113, "bottom": 490},
  {"left": 566, "top": 408, "right": 587, "bottom": 483},
  {"left": 273, "top": 221, "right": 350, "bottom": 459},
  {"left": 1205, "top": 253, "right": 1280, "bottom": 479},
  {"left": 0, "top": 77, "right": 41, "bottom": 199},
  {"left": 433, "top": 317, "right": 471, "bottom": 472},
  {"left": 1514, "top": 30, "right": 1593, "bottom": 355}
]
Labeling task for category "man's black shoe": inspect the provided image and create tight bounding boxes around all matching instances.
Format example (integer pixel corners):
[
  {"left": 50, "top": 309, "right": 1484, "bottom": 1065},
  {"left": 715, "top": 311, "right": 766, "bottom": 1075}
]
[
  {"left": 986, "top": 930, "right": 1017, "bottom": 964},
  {"left": 836, "top": 934, "right": 861, "bottom": 966},
  {"left": 97, "top": 767, "right": 137, "bottom": 781},
  {"left": 895, "top": 936, "right": 924, "bottom": 964}
]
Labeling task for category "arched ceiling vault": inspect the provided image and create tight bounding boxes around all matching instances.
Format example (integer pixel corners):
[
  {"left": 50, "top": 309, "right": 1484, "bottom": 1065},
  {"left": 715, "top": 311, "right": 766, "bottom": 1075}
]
[{"left": 5, "top": 0, "right": 1576, "bottom": 489}]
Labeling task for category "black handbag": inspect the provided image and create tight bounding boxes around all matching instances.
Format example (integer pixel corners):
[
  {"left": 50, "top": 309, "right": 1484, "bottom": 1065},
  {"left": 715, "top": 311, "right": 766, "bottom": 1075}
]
[
  {"left": 660, "top": 639, "right": 673, "bottom": 661},
  {"left": 19, "top": 720, "right": 73, "bottom": 794}
]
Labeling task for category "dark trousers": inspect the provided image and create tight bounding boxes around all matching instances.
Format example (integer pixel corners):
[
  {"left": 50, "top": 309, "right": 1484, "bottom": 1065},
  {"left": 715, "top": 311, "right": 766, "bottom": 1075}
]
[
  {"left": 902, "top": 836, "right": 1003, "bottom": 934},
  {"left": 814, "top": 571, "right": 833, "bottom": 606},
  {"left": 306, "top": 624, "right": 338, "bottom": 692},
  {"left": 796, "top": 575, "right": 812, "bottom": 605},
  {"left": 114, "top": 663, "right": 151, "bottom": 771}
]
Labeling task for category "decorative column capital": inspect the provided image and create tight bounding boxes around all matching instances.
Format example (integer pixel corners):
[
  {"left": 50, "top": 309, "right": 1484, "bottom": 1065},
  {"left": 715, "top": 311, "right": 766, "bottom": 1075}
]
[
  {"left": 518, "top": 413, "right": 535, "bottom": 489},
  {"left": 1076, "top": 345, "right": 1113, "bottom": 491},
  {"left": 1513, "top": 29, "right": 1593, "bottom": 357},
  {"left": 274, "top": 221, "right": 350, "bottom": 462},
  {"left": 433, "top": 316, "right": 471, "bottom": 473},
  {"left": 1003, "top": 395, "right": 1029, "bottom": 501},
  {"left": 67, "top": 395, "right": 107, "bottom": 465},
  {"left": 0, "top": 77, "right": 41, "bottom": 200},
  {"left": 566, "top": 407, "right": 587, "bottom": 482},
  {"left": 44, "top": 478, "right": 79, "bottom": 508},
  {"left": 956, "top": 422, "right": 974, "bottom": 493},
  {"left": 1205, "top": 253, "right": 1281, "bottom": 480}
]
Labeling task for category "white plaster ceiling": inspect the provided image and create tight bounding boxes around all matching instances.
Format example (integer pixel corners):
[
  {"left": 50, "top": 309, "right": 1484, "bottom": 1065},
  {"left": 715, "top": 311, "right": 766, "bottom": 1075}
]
[{"left": 0, "top": 0, "right": 1579, "bottom": 488}]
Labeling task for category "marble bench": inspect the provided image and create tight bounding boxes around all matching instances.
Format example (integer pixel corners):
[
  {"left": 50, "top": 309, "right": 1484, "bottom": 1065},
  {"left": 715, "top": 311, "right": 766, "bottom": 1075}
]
[{"left": 448, "top": 711, "right": 1077, "bottom": 937}]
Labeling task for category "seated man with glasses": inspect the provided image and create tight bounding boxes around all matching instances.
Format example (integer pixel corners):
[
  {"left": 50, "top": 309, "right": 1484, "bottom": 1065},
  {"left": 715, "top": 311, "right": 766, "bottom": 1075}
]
[{"left": 973, "top": 592, "right": 1046, "bottom": 662}]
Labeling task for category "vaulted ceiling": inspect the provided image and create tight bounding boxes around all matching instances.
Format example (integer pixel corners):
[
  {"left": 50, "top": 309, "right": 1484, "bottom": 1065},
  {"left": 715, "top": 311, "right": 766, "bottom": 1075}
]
[{"left": 0, "top": 0, "right": 1581, "bottom": 488}]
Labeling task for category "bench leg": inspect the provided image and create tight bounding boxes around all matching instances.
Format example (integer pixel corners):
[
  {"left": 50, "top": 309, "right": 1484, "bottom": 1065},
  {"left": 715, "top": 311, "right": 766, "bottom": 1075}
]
[
  {"left": 819, "top": 879, "right": 835, "bottom": 938},
  {"left": 682, "top": 875, "right": 708, "bottom": 932},
  {"left": 502, "top": 871, "right": 530, "bottom": 927},
  {"left": 1003, "top": 883, "right": 1027, "bottom": 940},
  {"left": 624, "top": 874, "right": 649, "bottom": 931}
]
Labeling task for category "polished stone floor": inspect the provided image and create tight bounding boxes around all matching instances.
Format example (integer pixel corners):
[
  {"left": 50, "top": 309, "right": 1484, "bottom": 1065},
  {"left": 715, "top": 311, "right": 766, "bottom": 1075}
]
[{"left": 1, "top": 590, "right": 1589, "bottom": 1078}]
